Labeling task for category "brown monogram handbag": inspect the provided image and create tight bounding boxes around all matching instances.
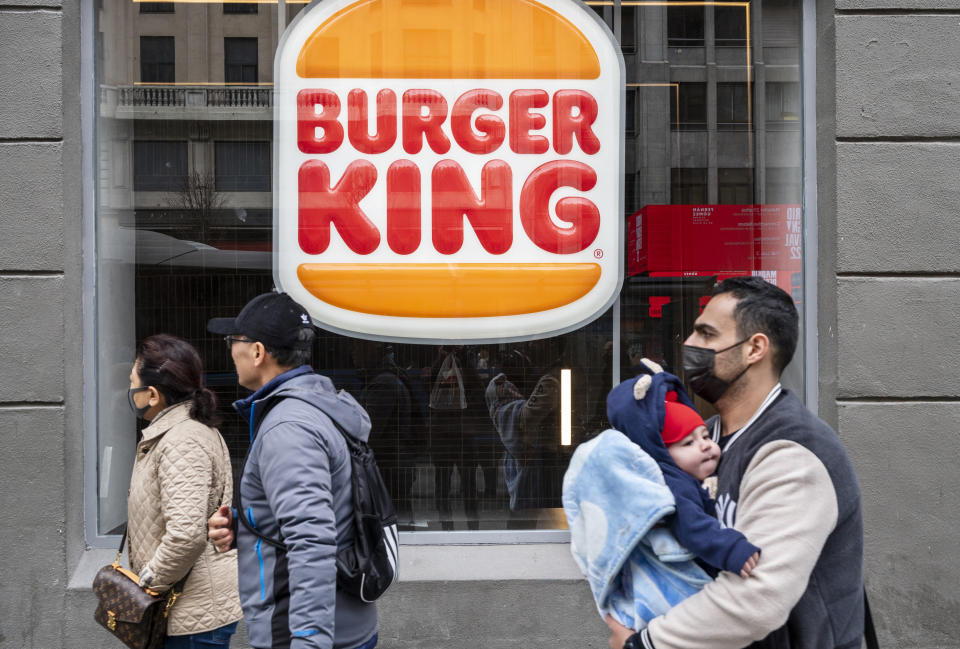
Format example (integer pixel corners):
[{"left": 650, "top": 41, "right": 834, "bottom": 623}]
[{"left": 93, "top": 528, "right": 188, "bottom": 649}]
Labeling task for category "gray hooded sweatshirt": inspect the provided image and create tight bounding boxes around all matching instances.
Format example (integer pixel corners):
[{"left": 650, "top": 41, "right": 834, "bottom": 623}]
[{"left": 234, "top": 366, "right": 377, "bottom": 649}]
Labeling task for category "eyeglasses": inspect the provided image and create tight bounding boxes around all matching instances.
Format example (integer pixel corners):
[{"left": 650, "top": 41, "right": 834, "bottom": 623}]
[{"left": 224, "top": 335, "right": 255, "bottom": 349}]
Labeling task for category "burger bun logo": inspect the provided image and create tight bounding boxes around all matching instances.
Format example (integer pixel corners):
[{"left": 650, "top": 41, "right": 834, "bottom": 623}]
[{"left": 274, "top": 0, "right": 625, "bottom": 342}]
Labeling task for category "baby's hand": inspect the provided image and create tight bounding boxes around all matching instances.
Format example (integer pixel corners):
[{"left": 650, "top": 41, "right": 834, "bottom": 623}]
[{"left": 740, "top": 552, "right": 760, "bottom": 578}]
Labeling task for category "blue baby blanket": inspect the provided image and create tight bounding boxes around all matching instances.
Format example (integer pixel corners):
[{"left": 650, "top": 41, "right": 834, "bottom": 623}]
[{"left": 562, "top": 429, "right": 711, "bottom": 629}]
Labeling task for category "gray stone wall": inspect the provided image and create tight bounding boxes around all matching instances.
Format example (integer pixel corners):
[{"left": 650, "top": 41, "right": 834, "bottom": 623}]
[
  {"left": 0, "top": 1, "right": 71, "bottom": 648},
  {"left": 828, "top": 0, "right": 960, "bottom": 645}
]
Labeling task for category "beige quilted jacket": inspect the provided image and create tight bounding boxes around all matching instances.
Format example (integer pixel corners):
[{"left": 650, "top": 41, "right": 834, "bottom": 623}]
[{"left": 127, "top": 402, "right": 243, "bottom": 635}]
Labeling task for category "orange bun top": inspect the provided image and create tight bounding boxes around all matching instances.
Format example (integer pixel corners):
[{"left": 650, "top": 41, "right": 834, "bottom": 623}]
[{"left": 296, "top": 0, "right": 602, "bottom": 80}]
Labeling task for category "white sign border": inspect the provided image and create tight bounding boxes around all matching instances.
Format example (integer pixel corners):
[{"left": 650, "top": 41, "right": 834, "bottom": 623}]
[{"left": 272, "top": 0, "right": 626, "bottom": 344}]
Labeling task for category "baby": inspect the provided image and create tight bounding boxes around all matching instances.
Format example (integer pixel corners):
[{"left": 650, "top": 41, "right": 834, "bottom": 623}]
[{"left": 606, "top": 369, "right": 760, "bottom": 579}]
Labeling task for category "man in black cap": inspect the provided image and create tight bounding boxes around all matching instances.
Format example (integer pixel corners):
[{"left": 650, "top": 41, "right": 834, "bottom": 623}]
[{"left": 206, "top": 292, "right": 379, "bottom": 649}]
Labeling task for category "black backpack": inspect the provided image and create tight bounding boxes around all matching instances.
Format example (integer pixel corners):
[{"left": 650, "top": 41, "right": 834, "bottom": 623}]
[{"left": 237, "top": 400, "right": 399, "bottom": 603}]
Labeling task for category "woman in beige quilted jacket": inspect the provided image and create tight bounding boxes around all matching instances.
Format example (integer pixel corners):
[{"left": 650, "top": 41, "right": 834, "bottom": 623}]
[{"left": 126, "top": 334, "right": 243, "bottom": 649}]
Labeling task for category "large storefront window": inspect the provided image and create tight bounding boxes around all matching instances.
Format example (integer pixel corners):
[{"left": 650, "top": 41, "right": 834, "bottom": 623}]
[{"left": 92, "top": 0, "right": 805, "bottom": 541}]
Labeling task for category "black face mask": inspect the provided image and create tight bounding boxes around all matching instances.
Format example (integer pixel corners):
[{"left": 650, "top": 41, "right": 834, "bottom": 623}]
[
  {"left": 682, "top": 338, "right": 750, "bottom": 404},
  {"left": 127, "top": 386, "right": 152, "bottom": 419}
]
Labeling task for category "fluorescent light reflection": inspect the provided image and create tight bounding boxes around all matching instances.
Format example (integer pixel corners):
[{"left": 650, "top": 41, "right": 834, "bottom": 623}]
[{"left": 560, "top": 369, "right": 572, "bottom": 446}]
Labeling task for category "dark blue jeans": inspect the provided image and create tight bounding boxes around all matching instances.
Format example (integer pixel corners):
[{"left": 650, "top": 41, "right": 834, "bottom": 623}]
[
  {"left": 357, "top": 634, "right": 379, "bottom": 649},
  {"left": 164, "top": 622, "right": 238, "bottom": 649}
]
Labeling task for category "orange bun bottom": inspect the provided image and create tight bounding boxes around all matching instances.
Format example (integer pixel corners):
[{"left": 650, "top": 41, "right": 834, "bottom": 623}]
[{"left": 296, "top": 262, "right": 602, "bottom": 318}]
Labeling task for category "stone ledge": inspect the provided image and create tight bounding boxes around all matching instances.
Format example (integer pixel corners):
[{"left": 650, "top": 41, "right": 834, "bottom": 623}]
[{"left": 69, "top": 542, "right": 584, "bottom": 588}]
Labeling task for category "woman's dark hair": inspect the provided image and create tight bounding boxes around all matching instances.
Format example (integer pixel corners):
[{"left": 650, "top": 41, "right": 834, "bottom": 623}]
[{"left": 136, "top": 334, "right": 221, "bottom": 427}]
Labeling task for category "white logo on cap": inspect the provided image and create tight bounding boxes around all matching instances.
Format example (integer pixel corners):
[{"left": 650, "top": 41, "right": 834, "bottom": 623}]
[{"left": 300, "top": 313, "right": 310, "bottom": 324}]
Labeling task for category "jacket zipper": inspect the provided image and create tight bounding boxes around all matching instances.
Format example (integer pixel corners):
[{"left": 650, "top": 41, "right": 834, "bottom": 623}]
[{"left": 246, "top": 401, "right": 266, "bottom": 601}]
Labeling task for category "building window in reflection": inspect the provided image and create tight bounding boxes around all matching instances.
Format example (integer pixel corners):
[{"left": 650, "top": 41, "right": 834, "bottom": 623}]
[
  {"left": 625, "top": 172, "right": 638, "bottom": 216},
  {"left": 621, "top": 5, "right": 637, "bottom": 53},
  {"left": 671, "top": 167, "right": 707, "bottom": 204},
  {"left": 668, "top": 6, "right": 704, "bottom": 47},
  {"left": 215, "top": 141, "right": 271, "bottom": 192},
  {"left": 140, "top": 36, "right": 175, "bottom": 83},
  {"left": 133, "top": 140, "right": 188, "bottom": 192},
  {"left": 224, "top": 3, "right": 258, "bottom": 14},
  {"left": 670, "top": 82, "right": 706, "bottom": 130},
  {"left": 715, "top": 5, "right": 748, "bottom": 47},
  {"left": 718, "top": 168, "right": 754, "bottom": 204},
  {"left": 224, "top": 37, "right": 259, "bottom": 83},
  {"left": 766, "top": 82, "right": 801, "bottom": 127},
  {"left": 765, "top": 167, "right": 802, "bottom": 203},
  {"left": 717, "top": 82, "right": 750, "bottom": 130},
  {"left": 140, "top": 2, "right": 174, "bottom": 14}
]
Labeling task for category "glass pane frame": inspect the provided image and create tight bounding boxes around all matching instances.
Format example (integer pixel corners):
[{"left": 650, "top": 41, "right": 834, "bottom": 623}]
[{"left": 223, "top": 37, "right": 259, "bottom": 84}]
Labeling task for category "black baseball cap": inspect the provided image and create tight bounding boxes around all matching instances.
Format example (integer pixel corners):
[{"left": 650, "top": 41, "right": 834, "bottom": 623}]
[{"left": 207, "top": 292, "right": 314, "bottom": 349}]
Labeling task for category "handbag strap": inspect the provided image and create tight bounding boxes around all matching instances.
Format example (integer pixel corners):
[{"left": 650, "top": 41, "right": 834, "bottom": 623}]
[{"left": 113, "top": 526, "right": 128, "bottom": 566}]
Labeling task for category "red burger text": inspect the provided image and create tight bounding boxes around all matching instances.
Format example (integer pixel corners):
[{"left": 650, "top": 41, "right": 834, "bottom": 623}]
[{"left": 296, "top": 88, "right": 605, "bottom": 257}]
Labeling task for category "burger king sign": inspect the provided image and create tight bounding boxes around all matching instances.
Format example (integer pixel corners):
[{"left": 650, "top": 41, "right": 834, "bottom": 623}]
[{"left": 274, "top": 0, "right": 625, "bottom": 342}]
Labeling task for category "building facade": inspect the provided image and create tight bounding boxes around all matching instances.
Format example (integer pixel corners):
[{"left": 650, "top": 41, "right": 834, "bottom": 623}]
[{"left": 0, "top": 0, "right": 957, "bottom": 647}]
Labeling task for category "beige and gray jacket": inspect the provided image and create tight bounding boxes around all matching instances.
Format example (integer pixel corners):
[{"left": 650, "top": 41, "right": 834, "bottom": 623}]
[{"left": 127, "top": 401, "right": 243, "bottom": 636}]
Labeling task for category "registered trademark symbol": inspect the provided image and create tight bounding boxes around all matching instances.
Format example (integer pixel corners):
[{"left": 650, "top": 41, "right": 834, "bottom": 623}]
[{"left": 593, "top": 249, "right": 604, "bottom": 259}]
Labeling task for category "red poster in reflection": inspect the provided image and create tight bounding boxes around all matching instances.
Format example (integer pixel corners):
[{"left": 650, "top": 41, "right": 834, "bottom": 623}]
[
  {"left": 628, "top": 204, "right": 804, "bottom": 304},
  {"left": 627, "top": 204, "right": 803, "bottom": 276}
]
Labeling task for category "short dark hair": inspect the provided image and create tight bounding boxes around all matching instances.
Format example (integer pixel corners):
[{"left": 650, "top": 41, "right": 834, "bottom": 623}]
[
  {"left": 264, "top": 327, "right": 315, "bottom": 368},
  {"left": 713, "top": 276, "right": 799, "bottom": 375}
]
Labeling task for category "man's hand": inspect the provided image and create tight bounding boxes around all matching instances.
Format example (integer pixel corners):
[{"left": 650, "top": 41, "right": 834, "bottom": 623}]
[
  {"left": 605, "top": 614, "right": 634, "bottom": 649},
  {"left": 208, "top": 505, "right": 234, "bottom": 552},
  {"left": 740, "top": 551, "right": 760, "bottom": 578}
]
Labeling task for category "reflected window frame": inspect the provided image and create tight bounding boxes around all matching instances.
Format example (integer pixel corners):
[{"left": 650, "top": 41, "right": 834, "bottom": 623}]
[
  {"left": 224, "top": 2, "right": 258, "bottom": 15},
  {"left": 139, "top": 35, "right": 175, "bottom": 83},
  {"left": 667, "top": 5, "right": 705, "bottom": 48},
  {"left": 140, "top": 2, "right": 174, "bottom": 14},
  {"left": 224, "top": 37, "right": 259, "bottom": 84},
  {"left": 132, "top": 140, "right": 188, "bottom": 192},
  {"left": 670, "top": 82, "right": 707, "bottom": 131}
]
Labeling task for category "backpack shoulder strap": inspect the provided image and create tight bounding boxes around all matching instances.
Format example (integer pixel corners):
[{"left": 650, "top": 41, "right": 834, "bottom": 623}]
[{"left": 234, "top": 395, "right": 354, "bottom": 551}]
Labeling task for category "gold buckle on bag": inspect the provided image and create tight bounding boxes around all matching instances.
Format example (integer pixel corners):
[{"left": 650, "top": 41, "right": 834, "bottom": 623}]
[
  {"left": 164, "top": 590, "right": 180, "bottom": 618},
  {"left": 107, "top": 611, "right": 117, "bottom": 631}
]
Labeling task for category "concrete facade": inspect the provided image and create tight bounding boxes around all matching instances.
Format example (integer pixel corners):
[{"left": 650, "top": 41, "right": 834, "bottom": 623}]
[{"left": 0, "top": 0, "right": 957, "bottom": 648}]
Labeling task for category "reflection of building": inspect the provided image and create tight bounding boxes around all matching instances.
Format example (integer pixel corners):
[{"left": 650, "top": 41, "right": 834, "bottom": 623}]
[
  {"left": 587, "top": 1, "right": 804, "bottom": 388},
  {"left": 589, "top": 0, "right": 803, "bottom": 211},
  {"left": 98, "top": 0, "right": 801, "bottom": 241},
  {"left": 98, "top": 0, "right": 289, "bottom": 246}
]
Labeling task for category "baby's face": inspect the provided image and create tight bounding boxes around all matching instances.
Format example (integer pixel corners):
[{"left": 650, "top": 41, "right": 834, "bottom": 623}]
[{"left": 667, "top": 425, "right": 721, "bottom": 481}]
